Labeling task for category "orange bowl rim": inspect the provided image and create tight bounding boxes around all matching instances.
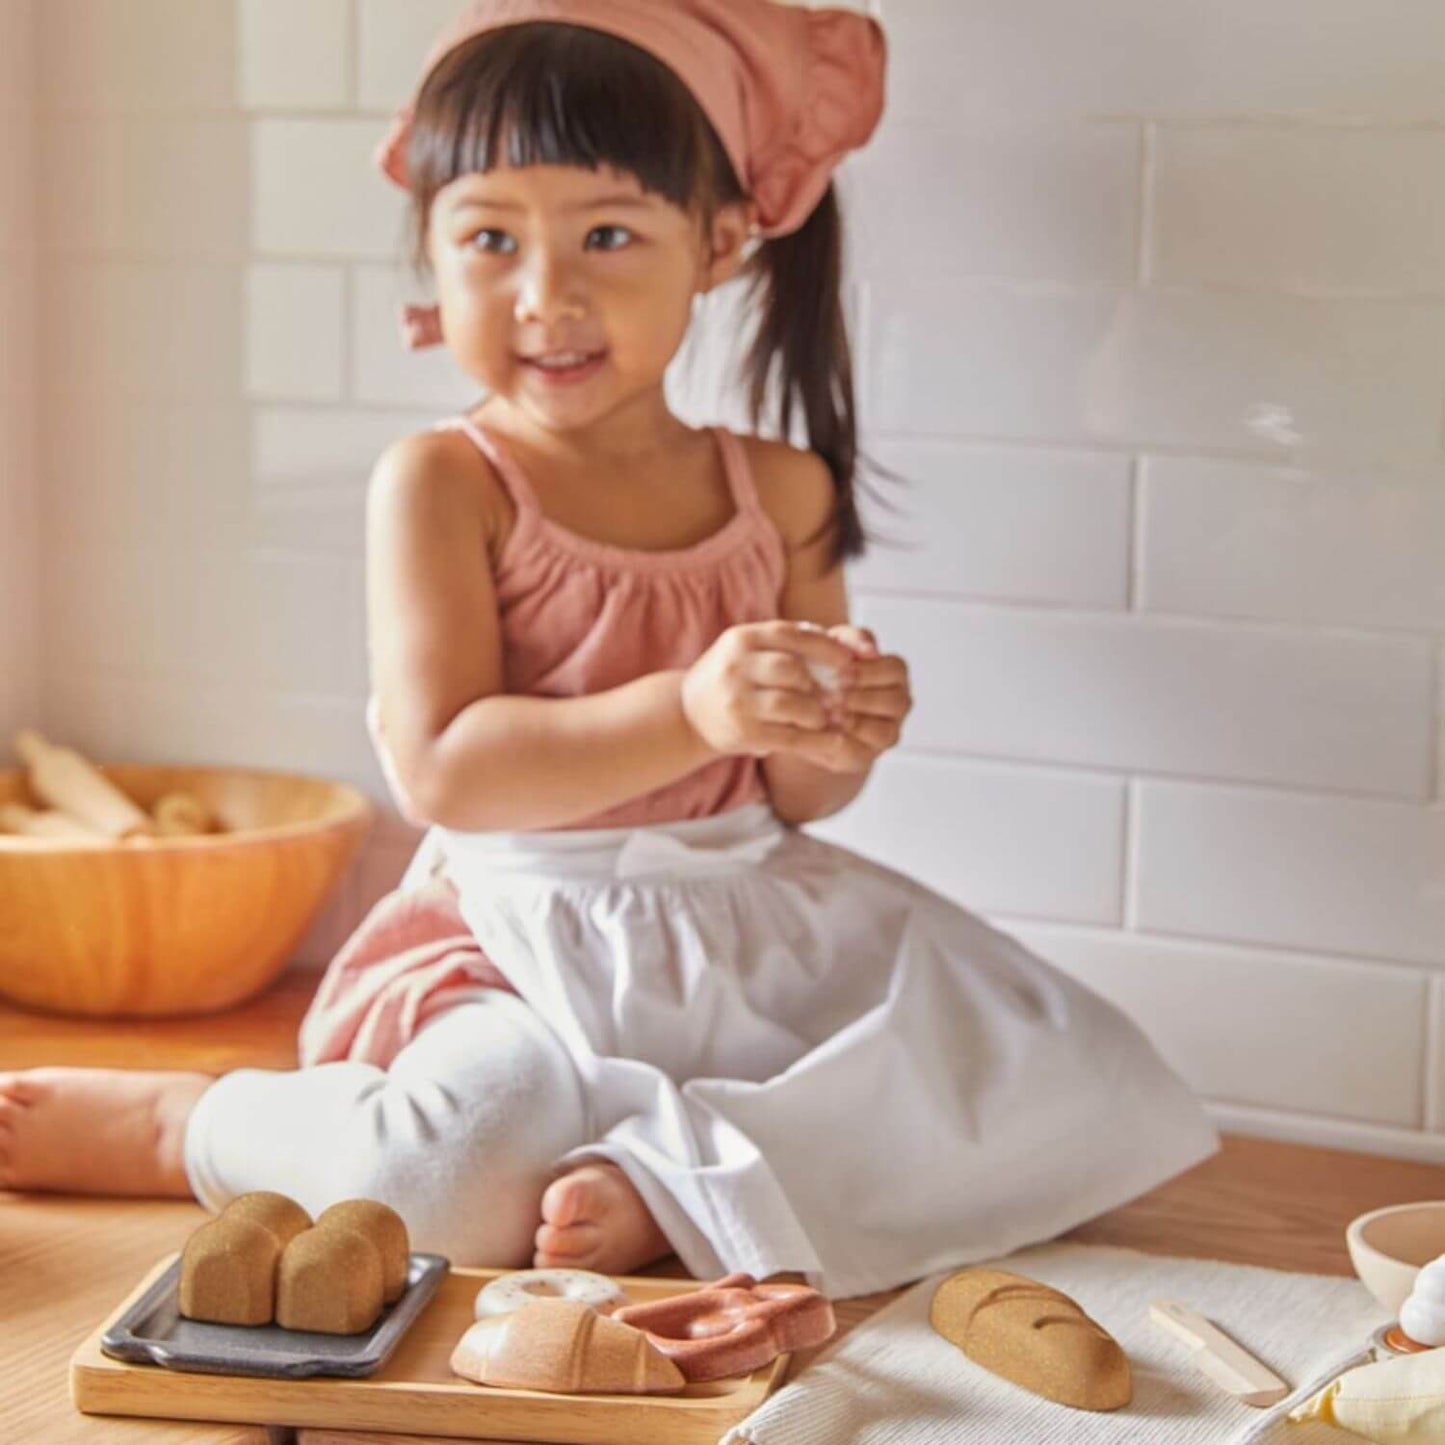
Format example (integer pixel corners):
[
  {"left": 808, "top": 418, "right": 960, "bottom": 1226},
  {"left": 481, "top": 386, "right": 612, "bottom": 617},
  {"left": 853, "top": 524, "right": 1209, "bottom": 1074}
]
[{"left": 0, "top": 763, "right": 376, "bottom": 853}]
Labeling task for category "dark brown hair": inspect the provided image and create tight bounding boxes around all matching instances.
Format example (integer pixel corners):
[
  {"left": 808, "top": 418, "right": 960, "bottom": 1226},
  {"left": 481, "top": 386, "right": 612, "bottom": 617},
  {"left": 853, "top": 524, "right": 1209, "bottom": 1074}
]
[{"left": 403, "top": 22, "right": 902, "bottom": 568}]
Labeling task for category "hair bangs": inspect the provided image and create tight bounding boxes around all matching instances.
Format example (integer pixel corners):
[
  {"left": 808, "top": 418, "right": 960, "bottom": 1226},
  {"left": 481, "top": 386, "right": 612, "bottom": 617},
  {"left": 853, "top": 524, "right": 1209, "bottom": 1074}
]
[{"left": 407, "top": 23, "right": 727, "bottom": 267}]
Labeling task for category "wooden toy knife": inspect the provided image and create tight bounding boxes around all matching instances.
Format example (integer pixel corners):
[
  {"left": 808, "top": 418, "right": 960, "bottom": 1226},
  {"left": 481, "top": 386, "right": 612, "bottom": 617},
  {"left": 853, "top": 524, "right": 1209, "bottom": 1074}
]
[{"left": 1149, "top": 1300, "right": 1290, "bottom": 1407}]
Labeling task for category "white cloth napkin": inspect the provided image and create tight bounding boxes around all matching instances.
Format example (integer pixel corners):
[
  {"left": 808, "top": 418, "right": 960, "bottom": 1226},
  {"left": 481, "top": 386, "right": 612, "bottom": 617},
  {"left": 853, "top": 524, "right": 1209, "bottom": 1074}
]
[{"left": 724, "top": 1241, "right": 1389, "bottom": 1445}]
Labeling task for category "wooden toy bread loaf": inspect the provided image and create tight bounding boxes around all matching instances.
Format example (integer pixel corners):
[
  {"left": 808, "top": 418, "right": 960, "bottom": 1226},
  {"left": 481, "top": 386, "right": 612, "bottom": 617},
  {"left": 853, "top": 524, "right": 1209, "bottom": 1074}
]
[
  {"left": 929, "top": 1267, "right": 1132, "bottom": 1411},
  {"left": 224, "top": 1190, "right": 312, "bottom": 1249},
  {"left": 317, "top": 1199, "right": 411, "bottom": 1303},
  {"left": 276, "top": 1224, "right": 386, "bottom": 1335},
  {"left": 178, "top": 1192, "right": 411, "bottom": 1335},
  {"left": 179, "top": 1215, "right": 286, "bottom": 1327},
  {"left": 451, "top": 1299, "right": 686, "bottom": 1394}
]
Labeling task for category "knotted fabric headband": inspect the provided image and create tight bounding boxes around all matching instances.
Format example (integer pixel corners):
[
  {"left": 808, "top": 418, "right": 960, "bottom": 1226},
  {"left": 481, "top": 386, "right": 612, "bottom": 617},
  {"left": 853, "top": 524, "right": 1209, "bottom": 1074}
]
[{"left": 375, "top": 0, "right": 888, "bottom": 350}]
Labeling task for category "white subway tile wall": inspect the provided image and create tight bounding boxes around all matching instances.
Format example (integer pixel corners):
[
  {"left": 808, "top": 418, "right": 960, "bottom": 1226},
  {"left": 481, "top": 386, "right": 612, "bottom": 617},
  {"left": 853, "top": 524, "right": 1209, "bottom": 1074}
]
[
  {"left": 13, "top": 0, "right": 1445, "bottom": 1160},
  {"left": 239, "top": 0, "right": 352, "bottom": 112}
]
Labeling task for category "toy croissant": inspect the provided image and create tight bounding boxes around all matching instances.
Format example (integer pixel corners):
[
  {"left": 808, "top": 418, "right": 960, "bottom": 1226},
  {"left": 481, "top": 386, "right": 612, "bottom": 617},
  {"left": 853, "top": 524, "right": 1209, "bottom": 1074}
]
[{"left": 451, "top": 1299, "right": 686, "bottom": 1394}]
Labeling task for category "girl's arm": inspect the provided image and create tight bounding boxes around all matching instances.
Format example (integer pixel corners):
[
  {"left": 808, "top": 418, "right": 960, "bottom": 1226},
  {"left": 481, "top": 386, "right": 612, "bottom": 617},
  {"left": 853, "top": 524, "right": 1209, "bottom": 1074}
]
[
  {"left": 367, "top": 432, "right": 717, "bottom": 833},
  {"left": 751, "top": 445, "right": 875, "bottom": 827}
]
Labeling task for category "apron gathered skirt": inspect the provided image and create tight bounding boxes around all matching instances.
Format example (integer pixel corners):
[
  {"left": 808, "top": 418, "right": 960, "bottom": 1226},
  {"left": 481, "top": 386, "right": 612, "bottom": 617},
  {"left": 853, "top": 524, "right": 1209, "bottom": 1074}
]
[{"left": 404, "top": 801, "right": 1218, "bottom": 1299}]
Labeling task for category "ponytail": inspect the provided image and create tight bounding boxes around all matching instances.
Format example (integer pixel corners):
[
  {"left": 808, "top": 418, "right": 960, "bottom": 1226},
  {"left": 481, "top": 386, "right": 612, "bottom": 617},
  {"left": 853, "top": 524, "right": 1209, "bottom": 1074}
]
[{"left": 741, "top": 183, "right": 902, "bottom": 571}]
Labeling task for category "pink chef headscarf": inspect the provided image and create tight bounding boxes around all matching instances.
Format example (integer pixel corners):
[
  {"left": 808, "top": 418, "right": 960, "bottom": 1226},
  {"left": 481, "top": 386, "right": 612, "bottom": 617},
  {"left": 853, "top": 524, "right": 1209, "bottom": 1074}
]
[{"left": 376, "top": 0, "right": 888, "bottom": 350}]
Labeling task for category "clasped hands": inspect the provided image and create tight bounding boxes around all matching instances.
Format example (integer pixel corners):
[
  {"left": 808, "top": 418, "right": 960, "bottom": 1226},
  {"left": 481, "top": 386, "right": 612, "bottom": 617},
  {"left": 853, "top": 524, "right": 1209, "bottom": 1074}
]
[{"left": 680, "top": 620, "right": 913, "bottom": 776}]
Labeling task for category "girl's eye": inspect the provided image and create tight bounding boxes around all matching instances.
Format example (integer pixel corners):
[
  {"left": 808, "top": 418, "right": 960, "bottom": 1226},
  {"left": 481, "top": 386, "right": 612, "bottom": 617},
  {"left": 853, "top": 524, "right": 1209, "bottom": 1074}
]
[
  {"left": 587, "top": 225, "right": 633, "bottom": 251},
  {"left": 469, "top": 230, "right": 517, "bottom": 255}
]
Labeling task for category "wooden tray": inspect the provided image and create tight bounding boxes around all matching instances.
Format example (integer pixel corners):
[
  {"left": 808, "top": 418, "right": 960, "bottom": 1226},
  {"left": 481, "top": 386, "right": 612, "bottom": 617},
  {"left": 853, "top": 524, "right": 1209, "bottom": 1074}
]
[{"left": 72, "top": 1256, "right": 791, "bottom": 1444}]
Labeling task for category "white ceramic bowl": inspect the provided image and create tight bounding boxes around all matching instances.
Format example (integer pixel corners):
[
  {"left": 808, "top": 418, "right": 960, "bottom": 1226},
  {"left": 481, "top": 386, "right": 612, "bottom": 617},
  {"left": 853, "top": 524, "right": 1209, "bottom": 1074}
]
[{"left": 1346, "top": 1201, "right": 1445, "bottom": 1314}]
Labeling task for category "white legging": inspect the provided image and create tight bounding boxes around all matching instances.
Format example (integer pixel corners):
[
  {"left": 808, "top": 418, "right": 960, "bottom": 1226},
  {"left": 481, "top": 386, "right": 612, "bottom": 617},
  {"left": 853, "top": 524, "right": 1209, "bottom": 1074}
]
[{"left": 183, "top": 989, "right": 591, "bottom": 1266}]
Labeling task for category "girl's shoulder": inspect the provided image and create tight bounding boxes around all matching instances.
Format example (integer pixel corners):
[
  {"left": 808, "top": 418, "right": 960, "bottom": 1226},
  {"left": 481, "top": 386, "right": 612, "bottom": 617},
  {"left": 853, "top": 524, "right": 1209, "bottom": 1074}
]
[
  {"left": 368, "top": 424, "right": 516, "bottom": 573},
  {"left": 733, "top": 434, "right": 838, "bottom": 559}
]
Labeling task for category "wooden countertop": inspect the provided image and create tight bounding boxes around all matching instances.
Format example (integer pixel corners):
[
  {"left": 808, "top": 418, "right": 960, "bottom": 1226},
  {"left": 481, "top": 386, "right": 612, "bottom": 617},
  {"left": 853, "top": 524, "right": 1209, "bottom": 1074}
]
[{"left": 4, "top": 970, "right": 1442, "bottom": 1444}]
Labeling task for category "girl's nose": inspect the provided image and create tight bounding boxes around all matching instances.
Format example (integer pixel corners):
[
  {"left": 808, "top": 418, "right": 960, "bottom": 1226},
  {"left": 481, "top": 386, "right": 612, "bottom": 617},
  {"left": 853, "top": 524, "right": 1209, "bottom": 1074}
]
[{"left": 514, "top": 253, "right": 587, "bottom": 326}]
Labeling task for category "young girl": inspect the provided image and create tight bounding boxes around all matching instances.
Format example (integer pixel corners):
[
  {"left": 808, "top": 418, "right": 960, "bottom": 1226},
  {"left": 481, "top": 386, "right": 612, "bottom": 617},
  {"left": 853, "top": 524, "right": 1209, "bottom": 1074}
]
[{"left": 0, "top": 0, "right": 1218, "bottom": 1299}]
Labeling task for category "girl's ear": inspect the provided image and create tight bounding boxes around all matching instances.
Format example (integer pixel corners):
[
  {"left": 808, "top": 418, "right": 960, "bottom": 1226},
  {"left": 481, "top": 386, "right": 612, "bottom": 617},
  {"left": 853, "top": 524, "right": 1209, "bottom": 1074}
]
[{"left": 699, "top": 199, "right": 759, "bottom": 294}]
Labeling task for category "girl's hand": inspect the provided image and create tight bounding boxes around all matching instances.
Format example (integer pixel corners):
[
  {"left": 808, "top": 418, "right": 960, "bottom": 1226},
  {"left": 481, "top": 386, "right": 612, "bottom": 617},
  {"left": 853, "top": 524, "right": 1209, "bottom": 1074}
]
[
  {"left": 810, "top": 624, "right": 912, "bottom": 774},
  {"left": 680, "top": 621, "right": 864, "bottom": 767}
]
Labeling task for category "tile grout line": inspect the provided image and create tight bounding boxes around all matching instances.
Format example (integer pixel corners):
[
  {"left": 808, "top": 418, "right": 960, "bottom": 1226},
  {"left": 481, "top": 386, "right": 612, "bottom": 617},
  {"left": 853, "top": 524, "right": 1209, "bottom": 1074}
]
[
  {"left": 1136, "top": 119, "right": 1156, "bottom": 288},
  {"left": 1423, "top": 972, "right": 1439, "bottom": 1132},
  {"left": 996, "top": 912, "right": 1436, "bottom": 976},
  {"left": 347, "top": 0, "right": 361, "bottom": 110},
  {"left": 1121, "top": 778, "right": 1138, "bottom": 930},
  {"left": 852, "top": 584, "right": 1445, "bottom": 647},
  {"left": 1126, "top": 453, "right": 1143, "bottom": 611},
  {"left": 341, "top": 262, "right": 356, "bottom": 406},
  {"left": 1432, "top": 642, "right": 1443, "bottom": 802}
]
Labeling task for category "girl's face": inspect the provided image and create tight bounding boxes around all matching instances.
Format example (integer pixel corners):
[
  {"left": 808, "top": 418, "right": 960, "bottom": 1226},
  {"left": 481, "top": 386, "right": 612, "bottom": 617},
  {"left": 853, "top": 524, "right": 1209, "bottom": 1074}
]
[{"left": 425, "top": 161, "right": 753, "bottom": 433}]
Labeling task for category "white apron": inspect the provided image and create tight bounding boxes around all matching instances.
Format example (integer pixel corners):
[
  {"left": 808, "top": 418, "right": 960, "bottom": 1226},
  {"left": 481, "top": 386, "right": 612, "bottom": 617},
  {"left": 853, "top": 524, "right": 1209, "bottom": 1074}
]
[{"left": 410, "top": 802, "right": 1218, "bottom": 1299}]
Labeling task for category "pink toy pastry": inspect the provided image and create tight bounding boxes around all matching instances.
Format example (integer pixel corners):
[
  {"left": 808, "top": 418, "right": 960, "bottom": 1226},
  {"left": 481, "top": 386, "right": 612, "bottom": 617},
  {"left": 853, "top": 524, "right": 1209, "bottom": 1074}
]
[{"left": 612, "top": 1271, "right": 836, "bottom": 1382}]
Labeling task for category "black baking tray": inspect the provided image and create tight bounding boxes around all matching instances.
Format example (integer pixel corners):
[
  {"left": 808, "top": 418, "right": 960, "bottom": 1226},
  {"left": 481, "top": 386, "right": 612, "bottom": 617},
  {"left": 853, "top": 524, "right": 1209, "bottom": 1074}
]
[{"left": 99, "top": 1252, "right": 449, "bottom": 1379}]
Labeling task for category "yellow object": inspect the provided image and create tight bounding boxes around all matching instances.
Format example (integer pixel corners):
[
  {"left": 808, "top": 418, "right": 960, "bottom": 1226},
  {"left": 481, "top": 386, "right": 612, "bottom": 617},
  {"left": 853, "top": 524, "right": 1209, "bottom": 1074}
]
[
  {"left": 0, "top": 802, "right": 106, "bottom": 841},
  {"left": 0, "top": 763, "right": 371, "bottom": 1017},
  {"left": 1289, "top": 1347, "right": 1445, "bottom": 1441},
  {"left": 14, "top": 729, "right": 155, "bottom": 838},
  {"left": 152, "top": 790, "right": 221, "bottom": 837}
]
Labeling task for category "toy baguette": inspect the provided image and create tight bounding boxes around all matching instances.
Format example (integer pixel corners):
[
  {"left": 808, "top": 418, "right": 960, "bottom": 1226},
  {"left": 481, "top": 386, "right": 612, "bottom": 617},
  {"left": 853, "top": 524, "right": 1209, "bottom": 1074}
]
[
  {"left": 451, "top": 1299, "right": 686, "bottom": 1394},
  {"left": 0, "top": 802, "right": 107, "bottom": 840},
  {"left": 13, "top": 729, "right": 154, "bottom": 839},
  {"left": 930, "top": 1268, "right": 1132, "bottom": 1411}
]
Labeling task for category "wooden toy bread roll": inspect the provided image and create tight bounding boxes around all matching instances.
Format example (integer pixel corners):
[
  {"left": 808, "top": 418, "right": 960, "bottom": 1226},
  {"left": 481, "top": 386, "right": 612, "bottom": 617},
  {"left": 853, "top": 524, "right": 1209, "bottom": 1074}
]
[
  {"left": 276, "top": 1224, "right": 386, "bottom": 1335},
  {"left": 225, "top": 1191, "right": 312, "bottom": 1249},
  {"left": 152, "top": 790, "right": 220, "bottom": 837},
  {"left": 179, "top": 1216, "right": 285, "bottom": 1327},
  {"left": 316, "top": 1200, "right": 410, "bottom": 1303},
  {"left": 13, "top": 730, "right": 154, "bottom": 839},
  {"left": 0, "top": 802, "right": 106, "bottom": 840},
  {"left": 451, "top": 1299, "right": 687, "bottom": 1394},
  {"left": 930, "top": 1268, "right": 1132, "bottom": 1411}
]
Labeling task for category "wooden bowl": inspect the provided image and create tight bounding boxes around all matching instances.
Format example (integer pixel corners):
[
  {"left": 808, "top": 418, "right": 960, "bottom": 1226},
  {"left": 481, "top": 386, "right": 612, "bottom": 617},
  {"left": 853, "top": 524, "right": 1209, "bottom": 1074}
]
[
  {"left": 0, "top": 764, "right": 373, "bottom": 1018},
  {"left": 1346, "top": 1201, "right": 1445, "bottom": 1314}
]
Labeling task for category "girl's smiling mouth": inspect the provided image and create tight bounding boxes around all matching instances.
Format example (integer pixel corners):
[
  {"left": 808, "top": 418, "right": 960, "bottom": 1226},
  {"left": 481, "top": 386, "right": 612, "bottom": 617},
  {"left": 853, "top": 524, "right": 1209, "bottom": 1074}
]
[{"left": 518, "top": 350, "right": 609, "bottom": 385}]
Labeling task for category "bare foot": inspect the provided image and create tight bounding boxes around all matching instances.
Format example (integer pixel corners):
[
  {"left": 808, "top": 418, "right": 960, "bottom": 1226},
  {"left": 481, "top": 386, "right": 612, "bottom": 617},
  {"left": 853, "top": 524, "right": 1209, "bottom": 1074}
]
[
  {"left": 533, "top": 1160, "right": 672, "bottom": 1275},
  {"left": 0, "top": 1068, "right": 213, "bottom": 1197}
]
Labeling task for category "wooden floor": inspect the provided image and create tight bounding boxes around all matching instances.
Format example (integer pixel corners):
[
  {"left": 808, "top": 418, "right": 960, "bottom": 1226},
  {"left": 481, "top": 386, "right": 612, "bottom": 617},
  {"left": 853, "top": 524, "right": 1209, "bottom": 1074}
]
[{"left": 4, "top": 969, "right": 1442, "bottom": 1444}]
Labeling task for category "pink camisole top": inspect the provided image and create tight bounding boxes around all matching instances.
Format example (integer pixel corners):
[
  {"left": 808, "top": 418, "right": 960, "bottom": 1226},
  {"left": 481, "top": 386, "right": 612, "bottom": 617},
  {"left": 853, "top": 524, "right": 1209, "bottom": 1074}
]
[{"left": 431, "top": 416, "right": 789, "bottom": 831}]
